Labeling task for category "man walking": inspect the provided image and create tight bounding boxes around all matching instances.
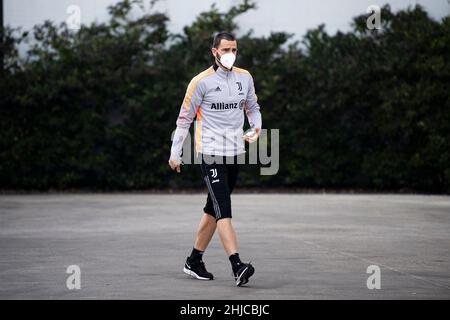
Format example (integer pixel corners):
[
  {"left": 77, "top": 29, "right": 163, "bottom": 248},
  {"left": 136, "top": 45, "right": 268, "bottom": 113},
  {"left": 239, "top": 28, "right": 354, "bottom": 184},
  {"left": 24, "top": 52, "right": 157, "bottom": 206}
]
[{"left": 168, "top": 32, "right": 262, "bottom": 286}]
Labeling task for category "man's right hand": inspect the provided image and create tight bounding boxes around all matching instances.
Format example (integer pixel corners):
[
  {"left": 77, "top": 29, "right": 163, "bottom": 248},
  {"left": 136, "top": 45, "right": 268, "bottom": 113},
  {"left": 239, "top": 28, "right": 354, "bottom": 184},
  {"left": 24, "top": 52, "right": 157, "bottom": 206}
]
[{"left": 168, "top": 159, "right": 181, "bottom": 173}]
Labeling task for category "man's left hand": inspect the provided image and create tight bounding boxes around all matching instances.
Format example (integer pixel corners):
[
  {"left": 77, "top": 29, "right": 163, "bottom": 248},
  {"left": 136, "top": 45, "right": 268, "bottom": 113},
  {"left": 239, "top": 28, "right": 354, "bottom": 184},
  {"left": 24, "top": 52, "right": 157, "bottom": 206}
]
[{"left": 243, "top": 128, "right": 261, "bottom": 143}]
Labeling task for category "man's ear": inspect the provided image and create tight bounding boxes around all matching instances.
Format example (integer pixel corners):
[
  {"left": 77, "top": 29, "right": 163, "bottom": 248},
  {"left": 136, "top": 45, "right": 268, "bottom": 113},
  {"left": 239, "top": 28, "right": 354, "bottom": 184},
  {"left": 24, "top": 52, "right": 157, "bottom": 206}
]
[{"left": 211, "top": 47, "right": 217, "bottom": 56}]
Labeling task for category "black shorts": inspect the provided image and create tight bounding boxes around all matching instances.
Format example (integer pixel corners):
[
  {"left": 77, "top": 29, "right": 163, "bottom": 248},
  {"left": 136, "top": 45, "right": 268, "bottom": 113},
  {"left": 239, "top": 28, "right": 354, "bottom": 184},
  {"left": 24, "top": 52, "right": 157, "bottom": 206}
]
[{"left": 197, "top": 154, "right": 240, "bottom": 221}]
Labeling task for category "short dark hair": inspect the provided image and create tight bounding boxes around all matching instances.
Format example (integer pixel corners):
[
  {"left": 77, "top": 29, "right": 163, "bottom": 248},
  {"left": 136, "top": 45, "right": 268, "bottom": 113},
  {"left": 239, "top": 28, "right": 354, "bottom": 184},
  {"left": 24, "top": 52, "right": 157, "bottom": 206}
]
[{"left": 212, "top": 32, "right": 236, "bottom": 48}]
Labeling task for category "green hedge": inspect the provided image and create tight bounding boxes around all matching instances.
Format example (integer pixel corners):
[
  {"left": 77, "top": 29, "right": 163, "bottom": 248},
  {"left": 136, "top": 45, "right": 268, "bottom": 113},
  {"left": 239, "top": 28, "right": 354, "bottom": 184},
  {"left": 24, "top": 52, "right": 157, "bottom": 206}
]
[{"left": 0, "top": 0, "right": 449, "bottom": 193}]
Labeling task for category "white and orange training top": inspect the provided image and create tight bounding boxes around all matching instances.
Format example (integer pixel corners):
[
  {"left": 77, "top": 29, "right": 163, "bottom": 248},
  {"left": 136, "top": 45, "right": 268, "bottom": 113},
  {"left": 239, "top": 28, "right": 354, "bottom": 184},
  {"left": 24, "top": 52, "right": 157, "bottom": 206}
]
[{"left": 170, "top": 64, "right": 262, "bottom": 159}]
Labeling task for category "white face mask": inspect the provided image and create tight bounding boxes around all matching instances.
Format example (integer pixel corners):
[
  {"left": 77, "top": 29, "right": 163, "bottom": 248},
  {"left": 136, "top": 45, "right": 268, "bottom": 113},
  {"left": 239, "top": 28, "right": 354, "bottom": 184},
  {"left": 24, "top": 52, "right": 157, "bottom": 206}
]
[{"left": 217, "top": 52, "right": 236, "bottom": 70}]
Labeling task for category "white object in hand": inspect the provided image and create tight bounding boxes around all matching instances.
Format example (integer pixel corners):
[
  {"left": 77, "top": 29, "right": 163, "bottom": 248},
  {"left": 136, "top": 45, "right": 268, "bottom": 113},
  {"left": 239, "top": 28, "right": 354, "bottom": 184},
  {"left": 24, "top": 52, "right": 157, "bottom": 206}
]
[{"left": 244, "top": 128, "right": 256, "bottom": 138}]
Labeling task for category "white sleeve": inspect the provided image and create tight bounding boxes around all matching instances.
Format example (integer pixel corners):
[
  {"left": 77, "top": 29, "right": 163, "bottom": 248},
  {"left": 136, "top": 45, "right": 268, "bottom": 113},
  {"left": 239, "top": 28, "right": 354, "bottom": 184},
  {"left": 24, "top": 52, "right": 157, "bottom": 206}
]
[
  {"left": 170, "top": 78, "right": 204, "bottom": 161},
  {"left": 176, "top": 78, "right": 204, "bottom": 128},
  {"left": 170, "top": 127, "right": 189, "bottom": 162},
  {"left": 245, "top": 74, "right": 262, "bottom": 129}
]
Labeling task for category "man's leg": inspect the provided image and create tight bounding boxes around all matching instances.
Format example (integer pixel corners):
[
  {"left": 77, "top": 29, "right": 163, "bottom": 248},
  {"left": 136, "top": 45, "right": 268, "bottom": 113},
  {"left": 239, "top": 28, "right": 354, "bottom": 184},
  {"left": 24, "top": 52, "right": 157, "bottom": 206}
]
[
  {"left": 183, "top": 159, "right": 220, "bottom": 281},
  {"left": 196, "top": 155, "right": 255, "bottom": 286},
  {"left": 218, "top": 160, "right": 254, "bottom": 286},
  {"left": 216, "top": 218, "right": 238, "bottom": 256},
  {"left": 194, "top": 213, "right": 216, "bottom": 251},
  {"left": 198, "top": 158, "right": 239, "bottom": 256},
  {"left": 183, "top": 160, "right": 216, "bottom": 280},
  {"left": 184, "top": 213, "right": 215, "bottom": 280},
  {"left": 217, "top": 159, "right": 240, "bottom": 255},
  {"left": 216, "top": 214, "right": 254, "bottom": 287}
]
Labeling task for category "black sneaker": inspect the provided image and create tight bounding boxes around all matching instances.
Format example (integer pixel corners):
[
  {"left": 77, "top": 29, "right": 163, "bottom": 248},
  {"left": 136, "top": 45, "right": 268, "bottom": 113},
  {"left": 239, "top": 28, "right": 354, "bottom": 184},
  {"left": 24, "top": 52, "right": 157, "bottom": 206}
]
[
  {"left": 233, "top": 262, "right": 255, "bottom": 286},
  {"left": 183, "top": 257, "right": 214, "bottom": 280}
]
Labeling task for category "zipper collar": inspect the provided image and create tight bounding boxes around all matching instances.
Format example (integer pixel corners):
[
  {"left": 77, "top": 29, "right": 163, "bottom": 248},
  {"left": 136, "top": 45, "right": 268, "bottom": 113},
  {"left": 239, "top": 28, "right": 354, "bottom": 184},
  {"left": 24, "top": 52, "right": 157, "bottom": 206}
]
[{"left": 213, "top": 63, "right": 232, "bottom": 79}]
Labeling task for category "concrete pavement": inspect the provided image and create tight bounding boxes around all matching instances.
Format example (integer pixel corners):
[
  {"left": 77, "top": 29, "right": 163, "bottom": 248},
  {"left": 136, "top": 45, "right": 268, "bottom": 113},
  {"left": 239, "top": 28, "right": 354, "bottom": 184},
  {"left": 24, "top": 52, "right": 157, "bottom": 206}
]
[{"left": 0, "top": 193, "right": 449, "bottom": 299}]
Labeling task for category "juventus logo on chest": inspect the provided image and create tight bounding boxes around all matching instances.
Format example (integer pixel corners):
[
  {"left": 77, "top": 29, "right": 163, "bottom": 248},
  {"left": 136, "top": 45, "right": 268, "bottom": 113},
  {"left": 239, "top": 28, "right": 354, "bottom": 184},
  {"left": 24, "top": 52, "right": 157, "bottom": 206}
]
[{"left": 236, "top": 82, "right": 242, "bottom": 91}]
